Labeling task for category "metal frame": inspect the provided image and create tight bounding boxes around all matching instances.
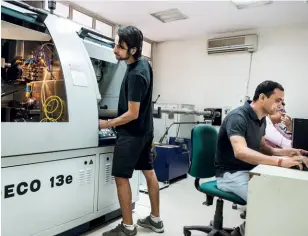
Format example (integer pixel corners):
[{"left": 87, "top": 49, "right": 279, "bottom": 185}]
[
  {"left": 37, "top": 1, "right": 153, "bottom": 58},
  {"left": 62, "top": 1, "right": 116, "bottom": 39}
]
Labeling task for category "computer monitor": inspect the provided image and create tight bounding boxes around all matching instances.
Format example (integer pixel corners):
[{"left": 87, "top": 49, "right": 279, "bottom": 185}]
[{"left": 292, "top": 118, "right": 308, "bottom": 150}]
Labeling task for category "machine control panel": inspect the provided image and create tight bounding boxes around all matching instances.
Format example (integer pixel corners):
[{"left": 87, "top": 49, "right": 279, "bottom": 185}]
[
  {"left": 99, "top": 128, "right": 116, "bottom": 138},
  {"left": 98, "top": 128, "right": 116, "bottom": 146}
]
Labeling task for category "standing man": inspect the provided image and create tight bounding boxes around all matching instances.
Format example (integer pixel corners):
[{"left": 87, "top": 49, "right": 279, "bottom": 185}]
[
  {"left": 214, "top": 80, "right": 308, "bottom": 236},
  {"left": 99, "top": 26, "right": 164, "bottom": 236}
]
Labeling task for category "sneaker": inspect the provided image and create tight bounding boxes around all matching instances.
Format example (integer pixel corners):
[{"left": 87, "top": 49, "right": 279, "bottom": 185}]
[
  {"left": 137, "top": 215, "right": 164, "bottom": 233},
  {"left": 102, "top": 223, "right": 137, "bottom": 236}
]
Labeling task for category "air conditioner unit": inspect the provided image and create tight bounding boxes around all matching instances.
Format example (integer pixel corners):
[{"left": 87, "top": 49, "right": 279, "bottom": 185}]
[{"left": 207, "top": 34, "right": 258, "bottom": 54}]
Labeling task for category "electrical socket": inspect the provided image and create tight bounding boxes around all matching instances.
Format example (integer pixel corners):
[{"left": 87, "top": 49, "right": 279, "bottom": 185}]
[
  {"left": 223, "top": 106, "right": 232, "bottom": 116},
  {"left": 239, "top": 96, "right": 250, "bottom": 105}
]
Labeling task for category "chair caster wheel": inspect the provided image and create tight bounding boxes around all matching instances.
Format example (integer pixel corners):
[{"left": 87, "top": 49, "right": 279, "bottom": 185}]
[
  {"left": 240, "top": 211, "right": 246, "bottom": 219},
  {"left": 184, "top": 230, "right": 191, "bottom": 236},
  {"left": 232, "top": 203, "right": 237, "bottom": 210}
]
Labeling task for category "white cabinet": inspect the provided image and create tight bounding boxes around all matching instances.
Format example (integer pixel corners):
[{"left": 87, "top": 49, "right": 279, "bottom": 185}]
[
  {"left": 1, "top": 155, "right": 96, "bottom": 236},
  {"left": 98, "top": 153, "right": 139, "bottom": 211},
  {"left": 246, "top": 165, "right": 308, "bottom": 236}
]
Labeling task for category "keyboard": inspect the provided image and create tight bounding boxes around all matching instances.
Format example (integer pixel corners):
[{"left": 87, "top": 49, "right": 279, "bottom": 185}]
[{"left": 290, "top": 165, "right": 308, "bottom": 171}]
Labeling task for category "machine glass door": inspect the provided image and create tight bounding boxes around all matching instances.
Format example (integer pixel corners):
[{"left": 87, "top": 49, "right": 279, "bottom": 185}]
[
  {"left": 2, "top": 3, "right": 100, "bottom": 157},
  {"left": 1, "top": 4, "right": 69, "bottom": 123}
]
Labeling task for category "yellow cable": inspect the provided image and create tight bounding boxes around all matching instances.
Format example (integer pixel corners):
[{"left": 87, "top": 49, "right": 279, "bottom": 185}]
[
  {"left": 42, "top": 96, "right": 64, "bottom": 121},
  {"left": 39, "top": 67, "right": 65, "bottom": 122}
]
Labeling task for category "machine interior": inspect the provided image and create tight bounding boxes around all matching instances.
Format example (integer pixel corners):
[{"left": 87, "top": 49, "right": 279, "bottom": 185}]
[{"left": 1, "top": 9, "right": 68, "bottom": 122}]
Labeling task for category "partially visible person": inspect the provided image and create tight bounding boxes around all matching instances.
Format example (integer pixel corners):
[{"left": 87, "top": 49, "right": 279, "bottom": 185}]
[
  {"left": 265, "top": 104, "right": 292, "bottom": 148},
  {"left": 215, "top": 80, "right": 308, "bottom": 236},
  {"left": 277, "top": 104, "right": 293, "bottom": 135}
]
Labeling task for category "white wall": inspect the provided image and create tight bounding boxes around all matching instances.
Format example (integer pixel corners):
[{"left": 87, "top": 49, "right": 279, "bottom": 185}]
[{"left": 152, "top": 23, "right": 308, "bottom": 119}]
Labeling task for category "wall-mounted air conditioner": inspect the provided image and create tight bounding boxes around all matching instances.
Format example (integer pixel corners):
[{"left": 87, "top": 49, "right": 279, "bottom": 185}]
[{"left": 207, "top": 34, "right": 258, "bottom": 54}]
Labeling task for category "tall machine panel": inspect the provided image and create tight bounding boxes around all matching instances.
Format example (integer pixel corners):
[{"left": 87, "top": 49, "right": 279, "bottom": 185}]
[
  {"left": 98, "top": 154, "right": 139, "bottom": 211},
  {"left": 1, "top": 2, "right": 139, "bottom": 236}
]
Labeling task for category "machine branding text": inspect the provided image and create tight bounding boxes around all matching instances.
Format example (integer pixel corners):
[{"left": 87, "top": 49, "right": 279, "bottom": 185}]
[{"left": 3, "top": 175, "right": 73, "bottom": 199}]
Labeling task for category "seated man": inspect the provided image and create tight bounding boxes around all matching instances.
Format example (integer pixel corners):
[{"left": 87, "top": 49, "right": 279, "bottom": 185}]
[
  {"left": 214, "top": 80, "right": 308, "bottom": 236},
  {"left": 265, "top": 105, "right": 292, "bottom": 148}
]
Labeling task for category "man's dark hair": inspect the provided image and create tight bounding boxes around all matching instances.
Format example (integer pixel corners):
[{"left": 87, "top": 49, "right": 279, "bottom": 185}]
[
  {"left": 118, "top": 26, "right": 143, "bottom": 60},
  {"left": 252, "top": 80, "right": 284, "bottom": 101}
]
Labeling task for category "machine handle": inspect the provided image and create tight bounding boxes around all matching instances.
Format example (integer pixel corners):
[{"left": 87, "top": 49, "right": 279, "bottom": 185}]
[{"left": 78, "top": 27, "right": 114, "bottom": 44}]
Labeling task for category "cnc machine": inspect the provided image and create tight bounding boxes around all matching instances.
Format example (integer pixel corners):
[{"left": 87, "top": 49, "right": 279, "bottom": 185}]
[{"left": 1, "top": 1, "right": 140, "bottom": 235}]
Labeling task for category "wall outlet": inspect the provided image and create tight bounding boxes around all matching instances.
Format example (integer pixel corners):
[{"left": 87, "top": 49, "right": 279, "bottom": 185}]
[
  {"left": 239, "top": 96, "right": 250, "bottom": 105},
  {"left": 223, "top": 106, "right": 232, "bottom": 116}
]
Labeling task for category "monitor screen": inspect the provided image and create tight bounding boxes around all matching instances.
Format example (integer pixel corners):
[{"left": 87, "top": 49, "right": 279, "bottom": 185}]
[{"left": 292, "top": 118, "right": 308, "bottom": 150}]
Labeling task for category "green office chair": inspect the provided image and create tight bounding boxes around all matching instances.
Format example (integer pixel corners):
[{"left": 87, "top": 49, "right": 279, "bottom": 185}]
[{"left": 183, "top": 125, "right": 246, "bottom": 236}]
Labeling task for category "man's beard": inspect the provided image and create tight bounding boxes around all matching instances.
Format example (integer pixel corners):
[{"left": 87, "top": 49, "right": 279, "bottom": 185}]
[{"left": 115, "top": 54, "right": 129, "bottom": 61}]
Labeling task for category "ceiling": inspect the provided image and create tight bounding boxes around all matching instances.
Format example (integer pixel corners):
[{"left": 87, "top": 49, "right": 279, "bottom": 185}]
[{"left": 73, "top": 1, "right": 308, "bottom": 42}]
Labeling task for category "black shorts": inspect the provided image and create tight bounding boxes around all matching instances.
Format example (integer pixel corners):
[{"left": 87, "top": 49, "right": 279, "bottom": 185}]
[{"left": 112, "top": 131, "right": 154, "bottom": 178}]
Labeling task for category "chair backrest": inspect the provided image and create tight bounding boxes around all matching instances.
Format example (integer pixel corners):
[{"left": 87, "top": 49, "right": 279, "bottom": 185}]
[{"left": 188, "top": 124, "right": 218, "bottom": 179}]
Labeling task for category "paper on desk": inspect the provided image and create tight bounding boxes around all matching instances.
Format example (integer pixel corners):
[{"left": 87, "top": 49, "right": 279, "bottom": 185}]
[{"left": 70, "top": 65, "right": 88, "bottom": 87}]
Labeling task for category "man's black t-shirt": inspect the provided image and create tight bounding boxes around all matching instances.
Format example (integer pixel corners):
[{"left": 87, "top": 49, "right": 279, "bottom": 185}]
[
  {"left": 116, "top": 58, "right": 153, "bottom": 136},
  {"left": 215, "top": 101, "right": 266, "bottom": 177}
]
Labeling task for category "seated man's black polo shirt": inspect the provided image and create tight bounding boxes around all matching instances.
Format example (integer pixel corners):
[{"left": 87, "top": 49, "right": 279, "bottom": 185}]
[{"left": 215, "top": 101, "right": 266, "bottom": 177}]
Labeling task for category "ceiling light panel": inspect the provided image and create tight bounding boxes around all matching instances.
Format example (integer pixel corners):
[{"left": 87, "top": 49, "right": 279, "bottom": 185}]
[
  {"left": 231, "top": 0, "right": 273, "bottom": 9},
  {"left": 150, "top": 8, "right": 188, "bottom": 23}
]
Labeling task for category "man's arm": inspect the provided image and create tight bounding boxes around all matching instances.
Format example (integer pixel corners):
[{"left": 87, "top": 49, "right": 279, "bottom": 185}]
[
  {"left": 261, "top": 137, "right": 294, "bottom": 157},
  {"left": 260, "top": 137, "right": 275, "bottom": 156},
  {"left": 100, "top": 73, "right": 145, "bottom": 128},
  {"left": 107, "top": 101, "right": 140, "bottom": 127},
  {"left": 231, "top": 136, "right": 278, "bottom": 166},
  {"left": 228, "top": 117, "right": 305, "bottom": 168},
  {"left": 261, "top": 133, "right": 308, "bottom": 157},
  {"left": 226, "top": 114, "right": 278, "bottom": 166},
  {"left": 271, "top": 147, "right": 306, "bottom": 157}
]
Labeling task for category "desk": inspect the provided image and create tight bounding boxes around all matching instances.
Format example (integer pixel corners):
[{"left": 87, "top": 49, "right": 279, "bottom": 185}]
[{"left": 246, "top": 165, "right": 308, "bottom": 236}]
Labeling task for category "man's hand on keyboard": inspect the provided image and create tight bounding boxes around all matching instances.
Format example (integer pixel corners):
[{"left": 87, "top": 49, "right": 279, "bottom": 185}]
[
  {"left": 281, "top": 156, "right": 304, "bottom": 169},
  {"left": 299, "top": 149, "right": 308, "bottom": 157},
  {"left": 301, "top": 156, "right": 308, "bottom": 168},
  {"left": 284, "top": 148, "right": 307, "bottom": 157},
  {"left": 290, "top": 156, "right": 308, "bottom": 169}
]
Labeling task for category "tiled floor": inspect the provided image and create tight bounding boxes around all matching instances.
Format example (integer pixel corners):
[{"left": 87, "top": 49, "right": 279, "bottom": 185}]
[{"left": 83, "top": 176, "right": 245, "bottom": 236}]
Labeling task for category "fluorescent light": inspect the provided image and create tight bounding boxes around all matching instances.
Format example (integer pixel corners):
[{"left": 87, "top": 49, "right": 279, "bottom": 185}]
[
  {"left": 231, "top": 0, "right": 273, "bottom": 9},
  {"left": 150, "top": 8, "right": 188, "bottom": 23}
]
